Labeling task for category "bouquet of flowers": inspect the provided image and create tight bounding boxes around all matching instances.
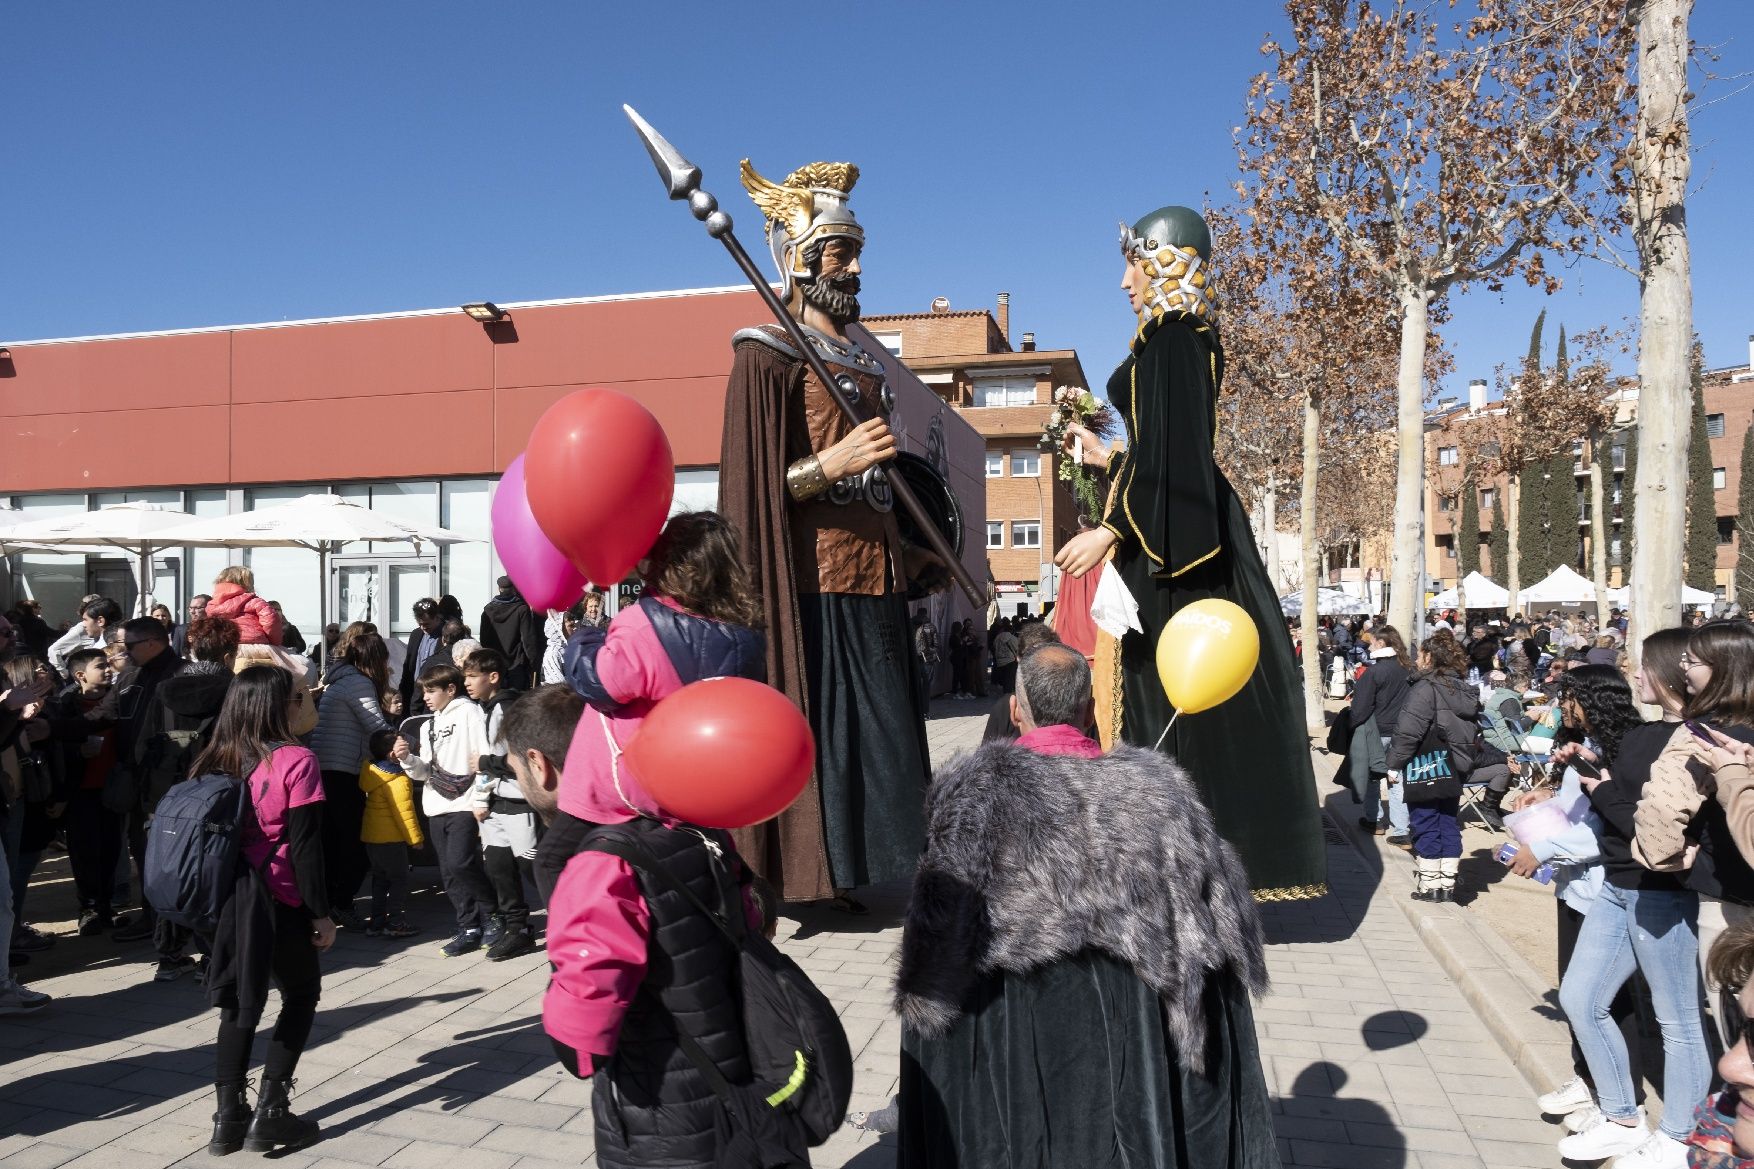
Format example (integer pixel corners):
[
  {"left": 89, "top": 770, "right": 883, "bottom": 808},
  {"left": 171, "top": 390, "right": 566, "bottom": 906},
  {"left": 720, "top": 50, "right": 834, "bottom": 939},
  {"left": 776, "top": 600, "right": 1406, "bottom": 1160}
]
[{"left": 1038, "top": 386, "right": 1120, "bottom": 518}]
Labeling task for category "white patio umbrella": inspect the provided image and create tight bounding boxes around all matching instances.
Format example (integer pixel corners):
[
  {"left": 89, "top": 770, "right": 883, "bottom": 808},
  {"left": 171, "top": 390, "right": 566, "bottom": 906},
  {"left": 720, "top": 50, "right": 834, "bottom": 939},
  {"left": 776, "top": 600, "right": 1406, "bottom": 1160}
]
[
  {"left": 5, "top": 502, "right": 200, "bottom": 613},
  {"left": 1520, "top": 564, "right": 1598, "bottom": 606},
  {"left": 1280, "top": 587, "right": 1374, "bottom": 617},
  {"left": 156, "top": 493, "right": 476, "bottom": 651},
  {"left": 1429, "top": 571, "right": 1511, "bottom": 610}
]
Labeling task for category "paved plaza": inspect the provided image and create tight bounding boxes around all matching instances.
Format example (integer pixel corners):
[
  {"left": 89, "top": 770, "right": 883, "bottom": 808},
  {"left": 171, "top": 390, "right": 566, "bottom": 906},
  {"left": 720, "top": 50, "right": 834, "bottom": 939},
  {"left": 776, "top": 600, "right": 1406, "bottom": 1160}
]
[{"left": 0, "top": 701, "right": 1570, "bottom": 1169}]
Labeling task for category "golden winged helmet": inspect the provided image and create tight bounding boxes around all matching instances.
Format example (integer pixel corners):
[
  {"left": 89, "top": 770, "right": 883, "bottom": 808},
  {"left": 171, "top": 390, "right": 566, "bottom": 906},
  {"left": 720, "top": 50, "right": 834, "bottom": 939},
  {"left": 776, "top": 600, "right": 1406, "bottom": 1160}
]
[{"left": 739, "top": 159, "right": 864, "bottom": 301}]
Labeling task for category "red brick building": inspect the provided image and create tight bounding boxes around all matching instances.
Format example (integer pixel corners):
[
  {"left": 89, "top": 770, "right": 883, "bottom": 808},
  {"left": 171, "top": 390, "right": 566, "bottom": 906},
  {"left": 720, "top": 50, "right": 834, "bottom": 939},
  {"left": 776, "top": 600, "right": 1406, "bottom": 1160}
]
[{"left": 864, "top": 295, "right": 1091, "bottom": 616}]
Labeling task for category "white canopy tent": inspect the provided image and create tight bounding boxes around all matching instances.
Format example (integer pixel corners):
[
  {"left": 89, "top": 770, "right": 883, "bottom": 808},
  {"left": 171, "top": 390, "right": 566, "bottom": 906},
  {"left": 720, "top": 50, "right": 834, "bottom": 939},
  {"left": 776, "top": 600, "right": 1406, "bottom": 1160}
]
[
  {"left": 1280, "top": 587, "right": 1374, "bottom": 617},
  {"left": 1429, "top": 571, "right": 1510, "bottom": 610},
  {"left": 1520, "top": 564, "right": 1598, "bottom": 606},
  {"left": 1604, "top": 583, "right": 1718, "bottom": 609},
  {"left": 156, "top": 493, "right": 476, "bottom": 646},
  {"left": 4, "top": 502, "right": 200, "bottom": 614}
]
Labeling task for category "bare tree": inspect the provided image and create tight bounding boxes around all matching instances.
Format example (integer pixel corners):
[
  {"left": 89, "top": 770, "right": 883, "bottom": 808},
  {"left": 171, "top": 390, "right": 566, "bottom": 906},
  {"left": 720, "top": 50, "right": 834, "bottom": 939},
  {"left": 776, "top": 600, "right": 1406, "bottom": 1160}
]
[
  {"left": 1240, "top": 0, "right": 1634, "bottom": 636},
  {"left": 1626, "top": 0, "right": 1694, "bottom": 642}
]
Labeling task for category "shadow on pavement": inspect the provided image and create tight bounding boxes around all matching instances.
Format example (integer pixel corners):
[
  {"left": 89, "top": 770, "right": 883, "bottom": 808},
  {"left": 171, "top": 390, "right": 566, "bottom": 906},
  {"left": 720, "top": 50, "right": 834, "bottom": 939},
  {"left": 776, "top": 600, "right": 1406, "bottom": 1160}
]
[{"left": 1284, "top": 1061, "right": 1408, "bottom": 1168}]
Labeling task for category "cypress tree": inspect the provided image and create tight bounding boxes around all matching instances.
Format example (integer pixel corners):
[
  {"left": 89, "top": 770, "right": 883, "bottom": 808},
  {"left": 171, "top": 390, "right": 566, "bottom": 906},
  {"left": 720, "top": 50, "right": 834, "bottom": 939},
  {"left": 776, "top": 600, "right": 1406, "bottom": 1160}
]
[
  {"left": 1458, "top": 477, "right": 1479, "bottom": 579},
  {"left": 1687, "top": 348, "right": 1718, "bottom": 593},
  {"left": 1528, "top": 309, "right": 1547, "bottom": 371},
  {"left": 1519, "top": 460, "right": 1551, "bottom": 579},
  {"left": 1489, "top": 491, "right": 1509, "bottom": 581},
  {"left": 1550, "top": 450, "right": 1580, "bottom": 571},
  {"left": 1738, "top": 421, "right": 1754, "bottom": 612}
]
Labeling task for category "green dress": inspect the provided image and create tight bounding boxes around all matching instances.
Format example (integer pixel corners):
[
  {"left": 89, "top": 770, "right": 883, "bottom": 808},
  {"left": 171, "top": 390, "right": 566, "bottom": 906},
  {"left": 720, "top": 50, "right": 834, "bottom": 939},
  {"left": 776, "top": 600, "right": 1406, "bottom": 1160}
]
[{"left": 1100, "top": 311, "right": 1327, "bottom": 900}]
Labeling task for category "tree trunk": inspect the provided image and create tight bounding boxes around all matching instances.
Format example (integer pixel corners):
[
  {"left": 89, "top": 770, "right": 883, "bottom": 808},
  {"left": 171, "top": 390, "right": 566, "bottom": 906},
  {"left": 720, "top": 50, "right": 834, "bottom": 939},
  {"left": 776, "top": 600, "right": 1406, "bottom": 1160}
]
[
  {"left": 1263, "top": 469, "right": 1283, "bottom": 594},
  {"left": 1388, "top": 287, "right": 1431, "bottom": 638},
  {"left": 1300, "top": 387, "right": 1325, "bottom": 732},
  {"left": 1590, "top": 426, "right": 1611, "bottom": 616},
  {"left": 1629, "top": 0, "right": 1694, "bottom": 652},
  {"left": 1507, "top": 473, "right": 1522, "bottom": 618}
]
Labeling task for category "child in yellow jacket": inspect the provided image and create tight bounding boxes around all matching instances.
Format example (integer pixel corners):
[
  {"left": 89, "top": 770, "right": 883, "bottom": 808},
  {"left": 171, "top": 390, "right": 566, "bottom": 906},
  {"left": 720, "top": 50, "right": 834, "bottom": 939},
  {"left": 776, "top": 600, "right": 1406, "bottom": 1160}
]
[{"left": 360, "top": 729, "right": 425, "bottom": 939}]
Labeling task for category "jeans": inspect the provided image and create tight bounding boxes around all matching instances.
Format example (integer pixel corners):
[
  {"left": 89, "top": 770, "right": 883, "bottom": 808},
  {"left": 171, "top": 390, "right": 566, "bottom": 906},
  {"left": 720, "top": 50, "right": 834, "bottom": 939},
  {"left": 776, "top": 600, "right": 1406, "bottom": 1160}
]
[
  {"left": 1557, "top": 898, "right": 1660, "bottom": 1100},
  {"left": 1558, "top": 883, "right": 1711, "bottom": 1139}
]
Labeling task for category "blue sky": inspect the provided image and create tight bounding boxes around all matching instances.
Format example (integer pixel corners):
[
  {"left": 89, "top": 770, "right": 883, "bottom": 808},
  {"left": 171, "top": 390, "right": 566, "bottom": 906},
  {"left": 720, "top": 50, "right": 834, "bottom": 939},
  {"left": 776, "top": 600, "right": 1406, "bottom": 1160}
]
[{"left": 4, "top": 3, "right": 1751, "bottom": 395}]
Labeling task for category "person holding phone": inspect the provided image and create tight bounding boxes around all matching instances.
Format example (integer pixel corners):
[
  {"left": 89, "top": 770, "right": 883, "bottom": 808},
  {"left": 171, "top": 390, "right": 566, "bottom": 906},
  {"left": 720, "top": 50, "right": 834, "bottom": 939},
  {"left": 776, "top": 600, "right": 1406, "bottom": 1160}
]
[
  {"left": 1554, "top": 647, "right": 1720, "bottom": 1168},
  {"left": 1634, "top": 620, "right": 1754, "bottom": 1049}
]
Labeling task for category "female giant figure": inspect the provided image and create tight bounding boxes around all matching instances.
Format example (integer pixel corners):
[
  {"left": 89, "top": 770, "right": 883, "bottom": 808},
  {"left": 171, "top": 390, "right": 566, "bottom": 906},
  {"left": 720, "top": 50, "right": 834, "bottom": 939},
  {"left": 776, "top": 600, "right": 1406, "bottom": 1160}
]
[{"left": 1055, "top": 205, "right": 1326, "bottom": 900}]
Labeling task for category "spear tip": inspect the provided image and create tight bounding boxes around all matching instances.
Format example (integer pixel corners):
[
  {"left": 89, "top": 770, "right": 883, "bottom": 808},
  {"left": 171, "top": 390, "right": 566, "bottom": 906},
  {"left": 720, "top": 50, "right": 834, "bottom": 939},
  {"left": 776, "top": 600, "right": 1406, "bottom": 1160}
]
[{"left": 622, "top": 104, "right": 701, "bottom": 200}]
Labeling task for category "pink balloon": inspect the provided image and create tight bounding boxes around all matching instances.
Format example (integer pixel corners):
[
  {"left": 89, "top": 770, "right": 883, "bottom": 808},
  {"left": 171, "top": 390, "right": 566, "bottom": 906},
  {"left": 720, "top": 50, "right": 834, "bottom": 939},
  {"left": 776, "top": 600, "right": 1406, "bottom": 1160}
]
[{"left": 493, "top": 454, "right": 588, "bottom": 613}]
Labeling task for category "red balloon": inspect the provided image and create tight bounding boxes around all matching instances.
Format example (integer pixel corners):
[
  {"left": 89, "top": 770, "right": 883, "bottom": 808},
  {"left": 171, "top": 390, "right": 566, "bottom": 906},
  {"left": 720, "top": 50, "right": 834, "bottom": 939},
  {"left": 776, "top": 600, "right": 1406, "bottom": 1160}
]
[
  {"left": 624, "top": 678, "right": 815, "bottom": 829},
  {"left": 525, "top": 389, "right": 675, "bottom": 586}
]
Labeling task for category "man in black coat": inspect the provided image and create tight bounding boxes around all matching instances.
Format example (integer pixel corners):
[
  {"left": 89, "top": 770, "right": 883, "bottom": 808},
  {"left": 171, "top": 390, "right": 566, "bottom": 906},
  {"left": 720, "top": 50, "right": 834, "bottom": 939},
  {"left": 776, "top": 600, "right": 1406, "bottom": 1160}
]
[
  {"left": 82, "top": 617, "right": 186, "bottom": 952},
  {"left": 478, "top": 578, "right": 545, "bottom": 691},
  {"left": 396, "top": 598, "right": 444, "bottom": 717}
]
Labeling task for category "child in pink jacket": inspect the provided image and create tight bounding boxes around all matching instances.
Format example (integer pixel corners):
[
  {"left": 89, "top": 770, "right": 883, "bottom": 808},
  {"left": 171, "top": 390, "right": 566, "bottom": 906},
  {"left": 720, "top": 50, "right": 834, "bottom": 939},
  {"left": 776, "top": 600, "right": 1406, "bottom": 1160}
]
[
  {"left": 205, "top": 567, "right": 285, "bottom": 646},
  {"left": 535, "top": 513, "right": 771, "bottom": 1163}
]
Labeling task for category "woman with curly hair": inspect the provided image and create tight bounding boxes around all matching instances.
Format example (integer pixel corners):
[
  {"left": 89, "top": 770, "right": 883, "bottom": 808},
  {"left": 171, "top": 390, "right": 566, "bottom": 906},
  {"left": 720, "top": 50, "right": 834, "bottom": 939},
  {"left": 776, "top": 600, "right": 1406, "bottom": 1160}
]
[
  {"left": 1555, "top": 639, "right": 1711, "bottom": 1167},
  {"left": 1385, "top": 629, "right": 1480, "bottom": 902}
]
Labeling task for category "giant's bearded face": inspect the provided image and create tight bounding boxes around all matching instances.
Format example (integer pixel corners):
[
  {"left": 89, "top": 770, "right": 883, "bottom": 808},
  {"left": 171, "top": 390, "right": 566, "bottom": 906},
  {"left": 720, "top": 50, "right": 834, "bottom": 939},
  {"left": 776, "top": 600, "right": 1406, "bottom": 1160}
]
[{"left": 801, "top": 236, "right": 862, "bottom": 325}]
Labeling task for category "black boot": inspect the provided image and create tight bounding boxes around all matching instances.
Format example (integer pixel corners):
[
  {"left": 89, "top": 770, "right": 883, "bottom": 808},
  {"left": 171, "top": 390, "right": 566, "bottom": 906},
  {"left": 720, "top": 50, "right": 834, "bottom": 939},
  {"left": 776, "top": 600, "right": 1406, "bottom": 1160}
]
[
  {"left": 1482, "top": 788, "right": 1507, "bottom": 826},
  {"left": 243, "top": 1076, "right": 318, "bottom": 1153},
  {"left": 208, "top": 1081, "right": 252, "bottom": 1156}
]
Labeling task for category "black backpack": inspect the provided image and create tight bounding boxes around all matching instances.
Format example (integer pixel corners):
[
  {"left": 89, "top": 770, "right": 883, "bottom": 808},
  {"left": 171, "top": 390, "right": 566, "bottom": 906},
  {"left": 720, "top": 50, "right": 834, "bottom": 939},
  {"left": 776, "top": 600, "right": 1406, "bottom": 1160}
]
[
  {"left": 586, "top": 831, "right": 853, "bottom": 1163},
  {"left": 143, "top": 770, "right": 252, "bottom": 935}
]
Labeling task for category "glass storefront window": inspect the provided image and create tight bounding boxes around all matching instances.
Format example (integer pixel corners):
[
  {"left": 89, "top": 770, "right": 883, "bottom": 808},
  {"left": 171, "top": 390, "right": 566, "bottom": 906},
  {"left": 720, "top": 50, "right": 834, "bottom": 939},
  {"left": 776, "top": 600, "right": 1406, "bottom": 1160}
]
[
  {"left": 441, "top": 480, "right": 494, "bottom": 630},
  {"left": 244, "top": 486, "right": 321, "bottom": 642}
]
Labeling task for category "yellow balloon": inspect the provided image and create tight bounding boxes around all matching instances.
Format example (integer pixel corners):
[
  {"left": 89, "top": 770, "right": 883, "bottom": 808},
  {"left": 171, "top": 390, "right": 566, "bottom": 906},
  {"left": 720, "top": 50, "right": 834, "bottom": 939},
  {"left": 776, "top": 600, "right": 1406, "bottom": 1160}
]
[{"left": 1155, "top": 599, "right": 1261, "bottom": 714}]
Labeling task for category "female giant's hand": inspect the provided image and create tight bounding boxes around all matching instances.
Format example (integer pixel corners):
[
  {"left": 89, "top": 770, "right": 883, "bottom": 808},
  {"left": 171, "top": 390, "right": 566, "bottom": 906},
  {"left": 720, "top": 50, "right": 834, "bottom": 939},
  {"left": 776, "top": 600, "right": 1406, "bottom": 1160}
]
[
  {"left": 1054, "top": 526, "right": 1118, "bottom": 579},
  {"left": 1060, "top": 423, "right": 1113, "bottom": 470}
]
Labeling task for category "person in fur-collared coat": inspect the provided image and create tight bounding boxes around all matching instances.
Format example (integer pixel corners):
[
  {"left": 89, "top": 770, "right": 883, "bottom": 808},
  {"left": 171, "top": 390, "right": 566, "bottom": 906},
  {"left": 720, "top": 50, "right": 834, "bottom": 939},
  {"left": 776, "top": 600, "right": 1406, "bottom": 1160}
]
[{"left": 893, "top": 644, "right": 1278, "bottom": 1169}]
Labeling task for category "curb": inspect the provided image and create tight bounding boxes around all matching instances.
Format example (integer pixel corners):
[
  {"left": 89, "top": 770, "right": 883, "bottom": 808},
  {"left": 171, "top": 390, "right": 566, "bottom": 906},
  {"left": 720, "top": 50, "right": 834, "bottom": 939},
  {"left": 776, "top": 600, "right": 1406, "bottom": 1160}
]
[{"left": 1313, "top": 753, "right": 1575, "bottom": 1096}]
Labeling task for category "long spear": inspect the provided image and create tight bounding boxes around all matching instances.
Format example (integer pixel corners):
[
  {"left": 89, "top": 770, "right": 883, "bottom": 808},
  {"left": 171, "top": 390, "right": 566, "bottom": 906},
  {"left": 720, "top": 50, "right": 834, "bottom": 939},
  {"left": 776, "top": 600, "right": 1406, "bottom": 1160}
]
[{"left": 622, "top": 104, "right": 984, "bottom": 609}]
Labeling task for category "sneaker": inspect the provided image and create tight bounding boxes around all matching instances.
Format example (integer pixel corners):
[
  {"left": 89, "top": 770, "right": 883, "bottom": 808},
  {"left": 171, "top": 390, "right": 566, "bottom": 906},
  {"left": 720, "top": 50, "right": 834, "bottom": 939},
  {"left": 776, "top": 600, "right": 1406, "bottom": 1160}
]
[
  {"left": 77, "top": 910, "right": 112, "bottom": 937},
  {"left": 482, "top": 915, "right": 506, "bottom": 948},
  {"left": 112, "top": 918, "right": 155, "bottom": 943},
  {"left": 0, "top": 977, "right": 51, "bottom": 1015},
  {"left": 155, "top": 955, "right": 197, "bottom": 982},
  {"left": 331, "top": 908, "right": 366, "bottom": 932},
  {"left": 440, "top": 930, "right": 482, "bottom": 958},
  {"left": 11, "top": 926, "right": 54, "bottom": 953},
  {"left": 1557, "top": 1111, "right": 1648, "bottom": 1161},
  {"left": 364, "top": 919, "right": 383, "bottom": 938},
  {"left": 1385, "top": 834, "right": 1412, "bottom": 850},
  {"left": 1562, "top": 1105, "right": 1596, "bottom": 1133},
  {"left": 382, "top": 919, "right": 420, "bottom": 939},
  {"left": 1536, "top": 1075, "right": 1592, "bottom": 1116},
  {"left": 1614, "top": 1129, "right": 1690, "bottom": 1169},
  {"left": 486, "top": 928, "right": 535, "bottom": 962}
]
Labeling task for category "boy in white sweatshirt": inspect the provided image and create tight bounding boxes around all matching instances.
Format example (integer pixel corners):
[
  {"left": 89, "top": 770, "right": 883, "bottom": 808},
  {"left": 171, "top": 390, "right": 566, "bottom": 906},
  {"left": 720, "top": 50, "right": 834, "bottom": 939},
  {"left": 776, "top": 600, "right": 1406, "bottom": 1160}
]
[
  {"left": 393, "top": 659, "right": 496, "bottom": 957},
  {"left": 462, "top": 648, "right": 537, "bottom": 961}
]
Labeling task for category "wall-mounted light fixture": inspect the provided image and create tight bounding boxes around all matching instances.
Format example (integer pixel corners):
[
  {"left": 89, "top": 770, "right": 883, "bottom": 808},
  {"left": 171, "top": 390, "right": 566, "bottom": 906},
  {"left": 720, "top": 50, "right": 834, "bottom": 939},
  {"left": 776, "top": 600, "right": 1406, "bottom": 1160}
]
[{"left": 461, "top": 302, "right": 509, "bottom": 324}]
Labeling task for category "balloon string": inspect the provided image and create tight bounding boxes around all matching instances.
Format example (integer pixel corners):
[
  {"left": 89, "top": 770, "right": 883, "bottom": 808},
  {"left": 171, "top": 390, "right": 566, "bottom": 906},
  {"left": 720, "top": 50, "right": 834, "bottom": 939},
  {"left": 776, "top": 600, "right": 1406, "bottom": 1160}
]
[{"left": 1153, "top": 708, "right": 1181, "bottom": 753}]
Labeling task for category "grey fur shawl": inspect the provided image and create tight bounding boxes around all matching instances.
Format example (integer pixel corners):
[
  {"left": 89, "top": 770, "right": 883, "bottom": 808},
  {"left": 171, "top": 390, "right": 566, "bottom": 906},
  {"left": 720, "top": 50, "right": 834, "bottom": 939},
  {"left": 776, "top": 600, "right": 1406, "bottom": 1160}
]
[{"left": 893, "top": 741, "right": 1268, "bottom": 1074}]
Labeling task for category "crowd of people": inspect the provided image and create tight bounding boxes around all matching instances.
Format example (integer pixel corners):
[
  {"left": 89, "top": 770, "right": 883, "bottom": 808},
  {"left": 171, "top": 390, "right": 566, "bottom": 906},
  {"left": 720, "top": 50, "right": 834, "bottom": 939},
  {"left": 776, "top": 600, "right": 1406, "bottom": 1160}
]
[{"left": 1308, "top": 601, "right": 1754, "bottom": 1169}]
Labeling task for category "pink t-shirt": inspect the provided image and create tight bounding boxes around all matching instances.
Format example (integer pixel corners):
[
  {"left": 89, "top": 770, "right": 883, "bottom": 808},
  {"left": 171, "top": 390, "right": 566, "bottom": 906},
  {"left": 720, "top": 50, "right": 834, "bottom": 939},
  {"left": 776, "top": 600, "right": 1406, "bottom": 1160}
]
[{"left": 242, "top": 745, "right": 326, "bottom": 907}]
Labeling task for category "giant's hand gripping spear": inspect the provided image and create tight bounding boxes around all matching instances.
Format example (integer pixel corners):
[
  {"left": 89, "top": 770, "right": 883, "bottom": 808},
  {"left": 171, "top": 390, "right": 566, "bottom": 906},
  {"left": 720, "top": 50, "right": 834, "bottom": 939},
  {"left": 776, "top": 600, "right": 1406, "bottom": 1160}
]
[{"left": 623, "top": 104, "right": 984, "bottom": 609}]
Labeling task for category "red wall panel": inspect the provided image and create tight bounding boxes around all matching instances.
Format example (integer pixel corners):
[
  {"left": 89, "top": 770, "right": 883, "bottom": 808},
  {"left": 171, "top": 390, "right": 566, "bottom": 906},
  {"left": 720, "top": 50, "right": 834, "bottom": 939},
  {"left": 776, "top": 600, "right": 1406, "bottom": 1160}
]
[
  {"left": 0, "top": 406, "right": 231, "bottom": 491},
  {"left": 232, "top": 390, "right": 494, "bottom": 483},
  {"left": 231, "top": 314, "right": 493, "bottom": 404},
  {"left": 0, "top": 331, "right": 231, "bottom": 417},
  {"left": 492, "top": 293, "right": 758, "bottom": 390}
]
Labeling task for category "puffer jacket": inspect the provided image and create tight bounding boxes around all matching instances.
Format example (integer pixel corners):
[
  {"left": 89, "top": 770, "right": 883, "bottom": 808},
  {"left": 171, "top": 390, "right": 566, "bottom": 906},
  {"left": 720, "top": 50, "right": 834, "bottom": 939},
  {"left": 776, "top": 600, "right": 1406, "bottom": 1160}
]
[
  {"left": 1385, "top": 671, "right": 1481, "bottom": 803},
  {"left": 359, "top": 760, "right": 424, "bottom": 846},
  {"left": 310, "top": 663, "right": 392, "bottom": 774},
  {"left": 205, "top": 582, "right": 284, "bottom": 646}
]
